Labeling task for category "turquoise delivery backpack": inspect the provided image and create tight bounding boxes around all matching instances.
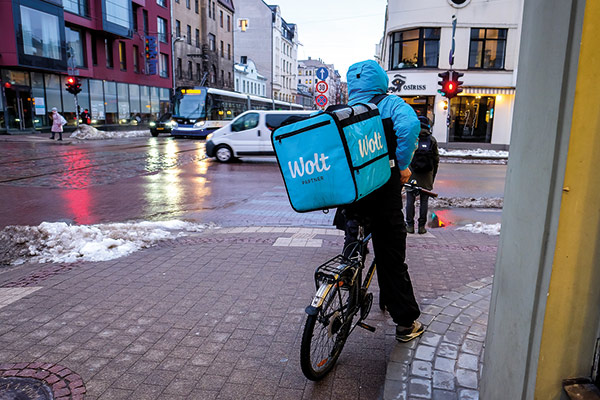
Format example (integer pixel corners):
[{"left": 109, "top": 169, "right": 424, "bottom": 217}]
[{"left": 272, "top": 101, "right": 391, "bottom": 212}]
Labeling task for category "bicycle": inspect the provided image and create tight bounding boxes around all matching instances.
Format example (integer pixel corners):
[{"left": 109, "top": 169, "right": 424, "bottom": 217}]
[{"left": 299, "top": 182, "right": 438, "bottom": 381}]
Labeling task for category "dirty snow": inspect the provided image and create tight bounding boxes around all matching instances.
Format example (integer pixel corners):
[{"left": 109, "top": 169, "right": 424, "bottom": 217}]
[
  {"left": 0, "top": 220, "right": 213, "bottom": 266},
  {"left": 457, "top": 222, "right": 502, "bottom": 235},
  {"left": 429, "top": 197, "right": 503, "bottom": 209},
  {"left": 439, "top": 148, "right": 509, "bottom": 158},
  {"left": 70, "top": 125, "right": 150, "bottom": 140}
]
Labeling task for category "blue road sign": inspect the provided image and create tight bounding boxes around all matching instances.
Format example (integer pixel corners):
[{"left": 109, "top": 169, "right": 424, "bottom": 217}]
[{"left": 316, "top": 67, "right": 329, "bottom": 81}]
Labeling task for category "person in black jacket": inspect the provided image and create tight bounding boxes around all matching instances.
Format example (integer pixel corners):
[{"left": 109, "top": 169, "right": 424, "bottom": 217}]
[{"left": 406, "top": 116, "right": 440, "bottom": 234}]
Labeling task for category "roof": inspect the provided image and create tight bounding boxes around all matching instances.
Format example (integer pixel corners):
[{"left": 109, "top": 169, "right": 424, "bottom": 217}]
[{"left": 218, "top": 0, "right": 234, "bottom": 12}]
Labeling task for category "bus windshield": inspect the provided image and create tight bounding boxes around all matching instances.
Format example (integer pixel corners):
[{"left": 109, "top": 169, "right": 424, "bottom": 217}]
[{"left": 173, "top": 89, "right": 207, "bottom": 119}]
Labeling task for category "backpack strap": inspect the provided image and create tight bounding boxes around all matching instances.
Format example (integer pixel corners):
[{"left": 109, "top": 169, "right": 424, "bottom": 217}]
[{"left": 370, "top": 94, "right": 388, "bottom": 106}]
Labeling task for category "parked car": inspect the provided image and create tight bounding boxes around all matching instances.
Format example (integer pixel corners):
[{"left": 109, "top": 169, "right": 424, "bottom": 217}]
[
  {"left": 205, "top": 110, "right": 311, "bottom": 162},
  {"left": 149, "top": 113, "right": 173, "bottom": 136}
]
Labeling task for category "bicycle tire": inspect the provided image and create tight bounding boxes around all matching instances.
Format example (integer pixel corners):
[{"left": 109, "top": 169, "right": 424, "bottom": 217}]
[{"left": 300, "top": 280, "right": 358, "bottom": 380}]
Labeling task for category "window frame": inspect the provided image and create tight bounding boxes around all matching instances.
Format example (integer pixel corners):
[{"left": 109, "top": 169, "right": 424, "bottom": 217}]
[
  {"left": 468, "top": 28, "right": 508, "bottom": 70},
  {"left": 157, "top": 17, "right": 168, "bottom": 43},
  {"left": 388, "top": 27, "right": 441, "bottom": 70}
]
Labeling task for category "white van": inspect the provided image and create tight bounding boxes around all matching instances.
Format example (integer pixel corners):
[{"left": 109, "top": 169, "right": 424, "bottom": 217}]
[{"left": 205, "top": 110, "right": 311, "bottom": 162}]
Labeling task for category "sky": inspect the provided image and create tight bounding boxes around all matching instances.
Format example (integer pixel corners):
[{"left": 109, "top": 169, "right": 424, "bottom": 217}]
[{"left": 268, "top": 0, "right": 388, "bottom": 80}]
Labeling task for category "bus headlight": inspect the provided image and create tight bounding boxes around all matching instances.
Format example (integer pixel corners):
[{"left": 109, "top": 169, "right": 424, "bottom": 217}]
[
  {"left": 170, "top": 120, "right": 178, "bottom": 128},
  {"left": 193, "top": 121, "right": 206, "bottom": 128}
]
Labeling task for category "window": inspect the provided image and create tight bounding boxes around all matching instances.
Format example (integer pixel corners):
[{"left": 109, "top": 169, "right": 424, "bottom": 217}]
[
  {"left": 195, "top": 0, "right": 198, "bottom": 13},
  {"left": 196, "top": 63, "right": 201, "bottom": 81},
  {"left": 187, "top": 25, "right": 191, "bottom": 45},
  {"left": 133, "top": 45, "right": 139, "bottom": 72},
  {"left": 212, "top": 2, "right": 215, "bottom": 19},
  {"left": 186, "top": 0, "right": 190, "bottom": 9},
  {"left": 228, "top": 72, "right": 231, "bottom": 86},
  {"left": 132, "top": 5, "right": 138, "bottom": 31},
  {"left": 91, "top": 36, "right": 97, "bottom": 65},
  {"left": 469, "top": 28, "right": 507, "bottom": 69},
  {"left": 105, "top": 0, "right": 131, "bottom": 28},
  {"left": 160, "top": 53, "right": 169, "bottom": 77},
  {"left": 157, "top": 0, "right": 165, "bottom": 6},
  {"left": 176, "top": 20, "right": 181, "bottom": 38},
  {"left": 227, "top": 44, "right": 231, "bottom": 60},
  {"left": 389, "top": 28, "right": 440, "bottom": 69},
  {"left": 227, "top": 15, "right": 230, "bottom": 32},
  {"left": 231, "top": 112, "right": 259, "bottom": 132},
  {"left": 157, "top": 17, "right": 167, "bottom": 43},
  {"left": 20, "top": 6, "right": 61, "bottom": 60},
  {"left": 143, "top": 10, "right": 148, "bottom": 35},
  {"left": 177, "top": 58, "right": 182, "bottom": 78},
  {"left": 196, "top": 29, "right": 200, "bottom": 48},
  {"left": 188, "top": 61, "right": 193, "bottom": 80},
  {"left": 220, "top": 70, "right": 224, "bottom": 85},
  {"left": 209, "top": 33, "right": 215, "bottom": 51},
  {"left": 63, "top": 0, "right": 89, "bottom": 17},
  {"left": 220, "top": 11, "right": 223, "bottom": 28},
  {"left": 105, "top": 38, "right": 114, "bottom": 68},
  {"left": 65, "top": 27, "right": 85, "bottom": 67},
  {"left": 119, "top": 41, "right": 127, "bottom": 70},
  {"left": 220, "top": 41, "right": 223, "bottom": 57},
  {"left": 208, "top": 0, "right": 211, "bottom": 18}
]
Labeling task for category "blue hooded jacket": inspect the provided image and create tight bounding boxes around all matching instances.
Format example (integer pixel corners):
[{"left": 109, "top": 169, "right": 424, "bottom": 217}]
[{"left": 347, "top": 60, "right": 420, "bottom": 170}]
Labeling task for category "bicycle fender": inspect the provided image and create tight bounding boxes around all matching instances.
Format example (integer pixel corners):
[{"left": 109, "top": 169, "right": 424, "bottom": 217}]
[
  {"left": 309, "top": 283, "right": 334, "bottom": 309},
  {"left": 305, "top": 306, "right": 319, "bottom": 316}
]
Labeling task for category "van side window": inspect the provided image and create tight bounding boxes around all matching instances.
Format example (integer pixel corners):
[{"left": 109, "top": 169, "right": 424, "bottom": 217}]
[
  {"left": 231, "top": 112, "right": 259, "bottom": 132},
  {"left": 266, "top": 113, "right": 310, "bottom": 131}
]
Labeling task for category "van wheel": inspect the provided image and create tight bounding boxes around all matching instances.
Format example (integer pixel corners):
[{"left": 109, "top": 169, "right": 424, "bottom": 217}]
[{"left": 215, "top": 145, "right": 234, "bottom": 162}]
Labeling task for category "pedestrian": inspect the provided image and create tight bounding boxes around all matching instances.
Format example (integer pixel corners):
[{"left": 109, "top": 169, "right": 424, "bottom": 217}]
[
  {"left": 340, "top": 60, "right": 423, "bottom": 342},
  {"left": 50, "top": 107, "right": 67, "bottom": 141},
  {"left": 81, "top": 109, "right": 91, "bottom": 125},
  {"left": 406, "top": 116, "right": 440, "bottom": 234}
]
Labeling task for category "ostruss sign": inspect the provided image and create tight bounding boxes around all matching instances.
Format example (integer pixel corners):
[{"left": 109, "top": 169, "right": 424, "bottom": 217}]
[{"left": 273, "top": 103, "right": 392, "bottom": 212}]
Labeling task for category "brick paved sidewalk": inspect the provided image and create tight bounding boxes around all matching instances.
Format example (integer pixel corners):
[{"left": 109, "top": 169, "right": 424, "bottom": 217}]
[{"left": 0, "top": 227, "right": 497, "bottom": 399}]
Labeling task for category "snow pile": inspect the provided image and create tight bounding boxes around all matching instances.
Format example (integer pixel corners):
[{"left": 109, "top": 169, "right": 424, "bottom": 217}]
[
  {"left": 70, "top": 125, "right": 150, "bottom": 140},
  {"left": 429, "top": 197, "right": 503, "bottom": 209},
  {"left": 439, "top": 148, "right": 509, "bottom": 158},
  {"left": 457, "top": 222, "right": 502, "bottom": 235},
  {"left": 0, "top": 220, "right": 212, "bottom": 265}
]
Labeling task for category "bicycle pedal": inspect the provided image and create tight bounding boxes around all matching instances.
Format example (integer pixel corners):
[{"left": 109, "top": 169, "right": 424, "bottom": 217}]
[{"left": 357, "top": 322, "right": 376, "bottom": 332}]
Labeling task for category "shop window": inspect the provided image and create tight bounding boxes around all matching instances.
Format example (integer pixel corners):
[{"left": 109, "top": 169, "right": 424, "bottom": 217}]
[
  {"left": 65, "top": 27, "right": 85, "bottom": 67},
  {"left": 117, "top": 83, "right": 129, "bottom": 123},
  {"left": 140, "top": 85, "right": 151, "bottom": 121},
  {"left": 150, "top": 86, "right": 159, "bottom": 116},
  {"left": 89, "top": 79, "right": 105, "bottom": 123},
  {"left": 104, "top": 81, "right": 117, "bottom": 124},
  {"left": 20, "top": 5, "right": 61, "bottom": 60},
  {"left": 469, "top": 28, "right": 507, "bottom": 69},
  {"left": 129, "top": 84, "right": 141, "bottom": 123},
  {"left": 449, "top": 95, "right": 495, "bottom": 143},
  {"left": 389, "top": 28, "right": 440, "bottom": 69}
]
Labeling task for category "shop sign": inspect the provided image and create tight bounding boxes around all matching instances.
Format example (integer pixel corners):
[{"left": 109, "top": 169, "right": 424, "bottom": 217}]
[
  {"left": 388, "top": 73, "right": 427, "bottom": 93},
  {"left": 34, "top": 97, "right": 46, "bottom": 115}
]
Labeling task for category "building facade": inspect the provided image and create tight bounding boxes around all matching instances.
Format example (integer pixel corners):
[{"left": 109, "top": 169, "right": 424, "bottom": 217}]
[
  {"left": 234, "top": 58, "right": 267, "bottom": 97},
  {"left": 269, "top": 5, "right": 298, "bottom": 103},
  {"left": 379, "top": 0, "right": 523, "bottom": 147},
  {"left": 0, "top": 0, "right": 172, "bottom": 133},
  {"left": 200, "top": 0, "right": 234, "bottom": 90},
  {"left": 172, "top": 0, "right": 203, "bottom": 87}
]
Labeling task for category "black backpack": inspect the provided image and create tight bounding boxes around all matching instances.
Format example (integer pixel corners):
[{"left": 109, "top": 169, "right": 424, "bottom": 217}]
[{"left": 410, "top": 135, "right": 435, "bottom": 173}]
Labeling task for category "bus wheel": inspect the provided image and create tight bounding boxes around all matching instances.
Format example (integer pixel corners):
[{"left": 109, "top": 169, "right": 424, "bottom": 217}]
[{"left": 215, "top": 145, "right": 234, "bottom": 163}]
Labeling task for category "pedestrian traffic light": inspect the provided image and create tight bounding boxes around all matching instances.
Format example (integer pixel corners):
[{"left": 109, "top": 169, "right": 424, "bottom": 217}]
[
  {"left": 65, "top": 76, "right": 81, "bottom": 95},
  {"left": 438, "top": 70, "right": 464, "bottom": 99}
]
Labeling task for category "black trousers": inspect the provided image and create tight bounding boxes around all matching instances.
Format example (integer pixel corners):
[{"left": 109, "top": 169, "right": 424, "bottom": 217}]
[
  {"left": 406, "top": 190, "right": 429, "bottom": 227},
  {"left": 339, "top": 167, "right": 421, "bottom": 327}
]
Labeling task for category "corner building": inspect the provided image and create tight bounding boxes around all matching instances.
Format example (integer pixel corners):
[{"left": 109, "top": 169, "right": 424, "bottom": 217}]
[
  {"left": 0, "top": 0, "right": 172, "bottom": 133},
  {"left": 379, "top": 0, "right": 523, "bottom": 148}
]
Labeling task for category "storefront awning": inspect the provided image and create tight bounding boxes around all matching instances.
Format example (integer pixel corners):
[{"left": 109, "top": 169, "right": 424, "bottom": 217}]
[{"left": 462, "top": 86, "right": 515, "bottom": 95}]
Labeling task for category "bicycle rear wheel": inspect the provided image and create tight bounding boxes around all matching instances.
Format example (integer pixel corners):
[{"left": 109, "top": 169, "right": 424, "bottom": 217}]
[{"left": 300, "top": 280, "right": 358, "bottom": 380}]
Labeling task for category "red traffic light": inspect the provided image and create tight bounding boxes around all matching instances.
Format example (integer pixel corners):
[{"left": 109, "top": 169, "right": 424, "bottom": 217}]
[
  {"left": 438, "top": 70, "right": 464, "bottom": 99},
  {"left": 66, "top": 76, "right": 75, "bottom": 85},
  {"left": 3, "top": 82, "right": 11, "bottom": 89}
]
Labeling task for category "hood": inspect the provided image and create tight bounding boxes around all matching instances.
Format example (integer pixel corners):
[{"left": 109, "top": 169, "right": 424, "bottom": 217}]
[
  {"left": 419, "top": 128, "right": 432, "bottom": 137},
  {"left": 347, "top": 60, "right": 389, "bottom": 104}
]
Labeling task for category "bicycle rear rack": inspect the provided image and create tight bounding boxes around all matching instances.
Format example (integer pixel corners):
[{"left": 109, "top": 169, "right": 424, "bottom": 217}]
[{"left": 313, "top": 255, "right": 357, "bottom": 289}]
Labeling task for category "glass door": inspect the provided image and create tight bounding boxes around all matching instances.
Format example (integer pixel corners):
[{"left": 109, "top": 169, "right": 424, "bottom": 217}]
[{"left": 4, "top": 85, "right": 34, "bottom": 131}]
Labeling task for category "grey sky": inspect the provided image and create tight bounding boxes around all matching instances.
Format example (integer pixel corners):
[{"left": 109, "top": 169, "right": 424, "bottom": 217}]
[{"left": 268, "top": 0, "right": 388, "bottom": 80}]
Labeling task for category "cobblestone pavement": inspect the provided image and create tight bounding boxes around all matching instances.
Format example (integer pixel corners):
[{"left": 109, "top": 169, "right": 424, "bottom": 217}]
[{"left": 0, "top": 226, "right": 497, "bottom": 399}]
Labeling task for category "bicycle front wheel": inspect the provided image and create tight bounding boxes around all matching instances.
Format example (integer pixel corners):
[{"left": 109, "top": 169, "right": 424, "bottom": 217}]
[{"left": 300, "top": 281, "right": 357, "bottom": 380}]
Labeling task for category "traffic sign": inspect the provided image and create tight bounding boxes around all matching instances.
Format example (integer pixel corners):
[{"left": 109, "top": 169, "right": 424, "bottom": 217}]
[
  {"left": 315, "top": 95, "right": 328, "bottom": 107},
  {"left": 315, "top": 81, "right": 328, "bottom": 94},
  {"left": 316, "top": 67, "right": 329, "bottom": 81}
]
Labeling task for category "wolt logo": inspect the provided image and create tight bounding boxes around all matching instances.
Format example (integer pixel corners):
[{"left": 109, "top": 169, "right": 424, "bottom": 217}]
[
  {"left": 358, "top": 131, "right": 384, "bottom": 158},
  {"left": 288, "top": 153, "right": 331, "bottom": 178}
]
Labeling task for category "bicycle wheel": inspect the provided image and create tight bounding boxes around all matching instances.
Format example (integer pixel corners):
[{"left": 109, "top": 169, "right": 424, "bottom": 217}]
[{"left": 300, "top": 279, "right": 358, "bottom": 380}]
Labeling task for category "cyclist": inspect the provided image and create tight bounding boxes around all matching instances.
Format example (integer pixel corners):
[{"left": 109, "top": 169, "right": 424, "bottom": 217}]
[{"left": 342, "top": 60, "right": 424, "bottom": 342}]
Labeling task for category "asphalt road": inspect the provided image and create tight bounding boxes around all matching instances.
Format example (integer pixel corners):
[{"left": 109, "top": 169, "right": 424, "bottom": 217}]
[{"left": 0, "top": 137, "right": 507, "bottom": 229}]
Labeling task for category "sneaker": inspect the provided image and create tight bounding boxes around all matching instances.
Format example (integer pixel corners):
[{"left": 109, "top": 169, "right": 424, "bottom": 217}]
[
  {"left": 418, "top": 226, "right": 427, "bottom": 234},
  {"left": 406, "top": 225, "right": 415, "bottom": 234},
  {"left": 396, "top": 321, "right": 425, "bottom": 342}
]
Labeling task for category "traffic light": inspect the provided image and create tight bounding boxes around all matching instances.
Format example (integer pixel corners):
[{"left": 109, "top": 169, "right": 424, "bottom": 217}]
[
  {"left": 437, "top": 70, "right": 464, "bottom": 99},
  {"left": 65, "top": 76, "right": 81, "bottom": 95}
]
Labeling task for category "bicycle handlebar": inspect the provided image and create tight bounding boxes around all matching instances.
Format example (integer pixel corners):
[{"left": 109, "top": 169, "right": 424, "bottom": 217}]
[{"left": 403, "top": 182, "right": 439, "bottom": 198}]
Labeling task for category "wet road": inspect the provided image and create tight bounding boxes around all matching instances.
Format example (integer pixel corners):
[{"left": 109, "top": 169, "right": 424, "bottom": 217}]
[{"left": 0, "top": 137, "right": 507, "bottom": 228}]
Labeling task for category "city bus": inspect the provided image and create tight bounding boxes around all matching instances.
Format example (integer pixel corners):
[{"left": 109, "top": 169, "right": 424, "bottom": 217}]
[{"left": 170, "top": 87, "right": 304, "bottom": 138}]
